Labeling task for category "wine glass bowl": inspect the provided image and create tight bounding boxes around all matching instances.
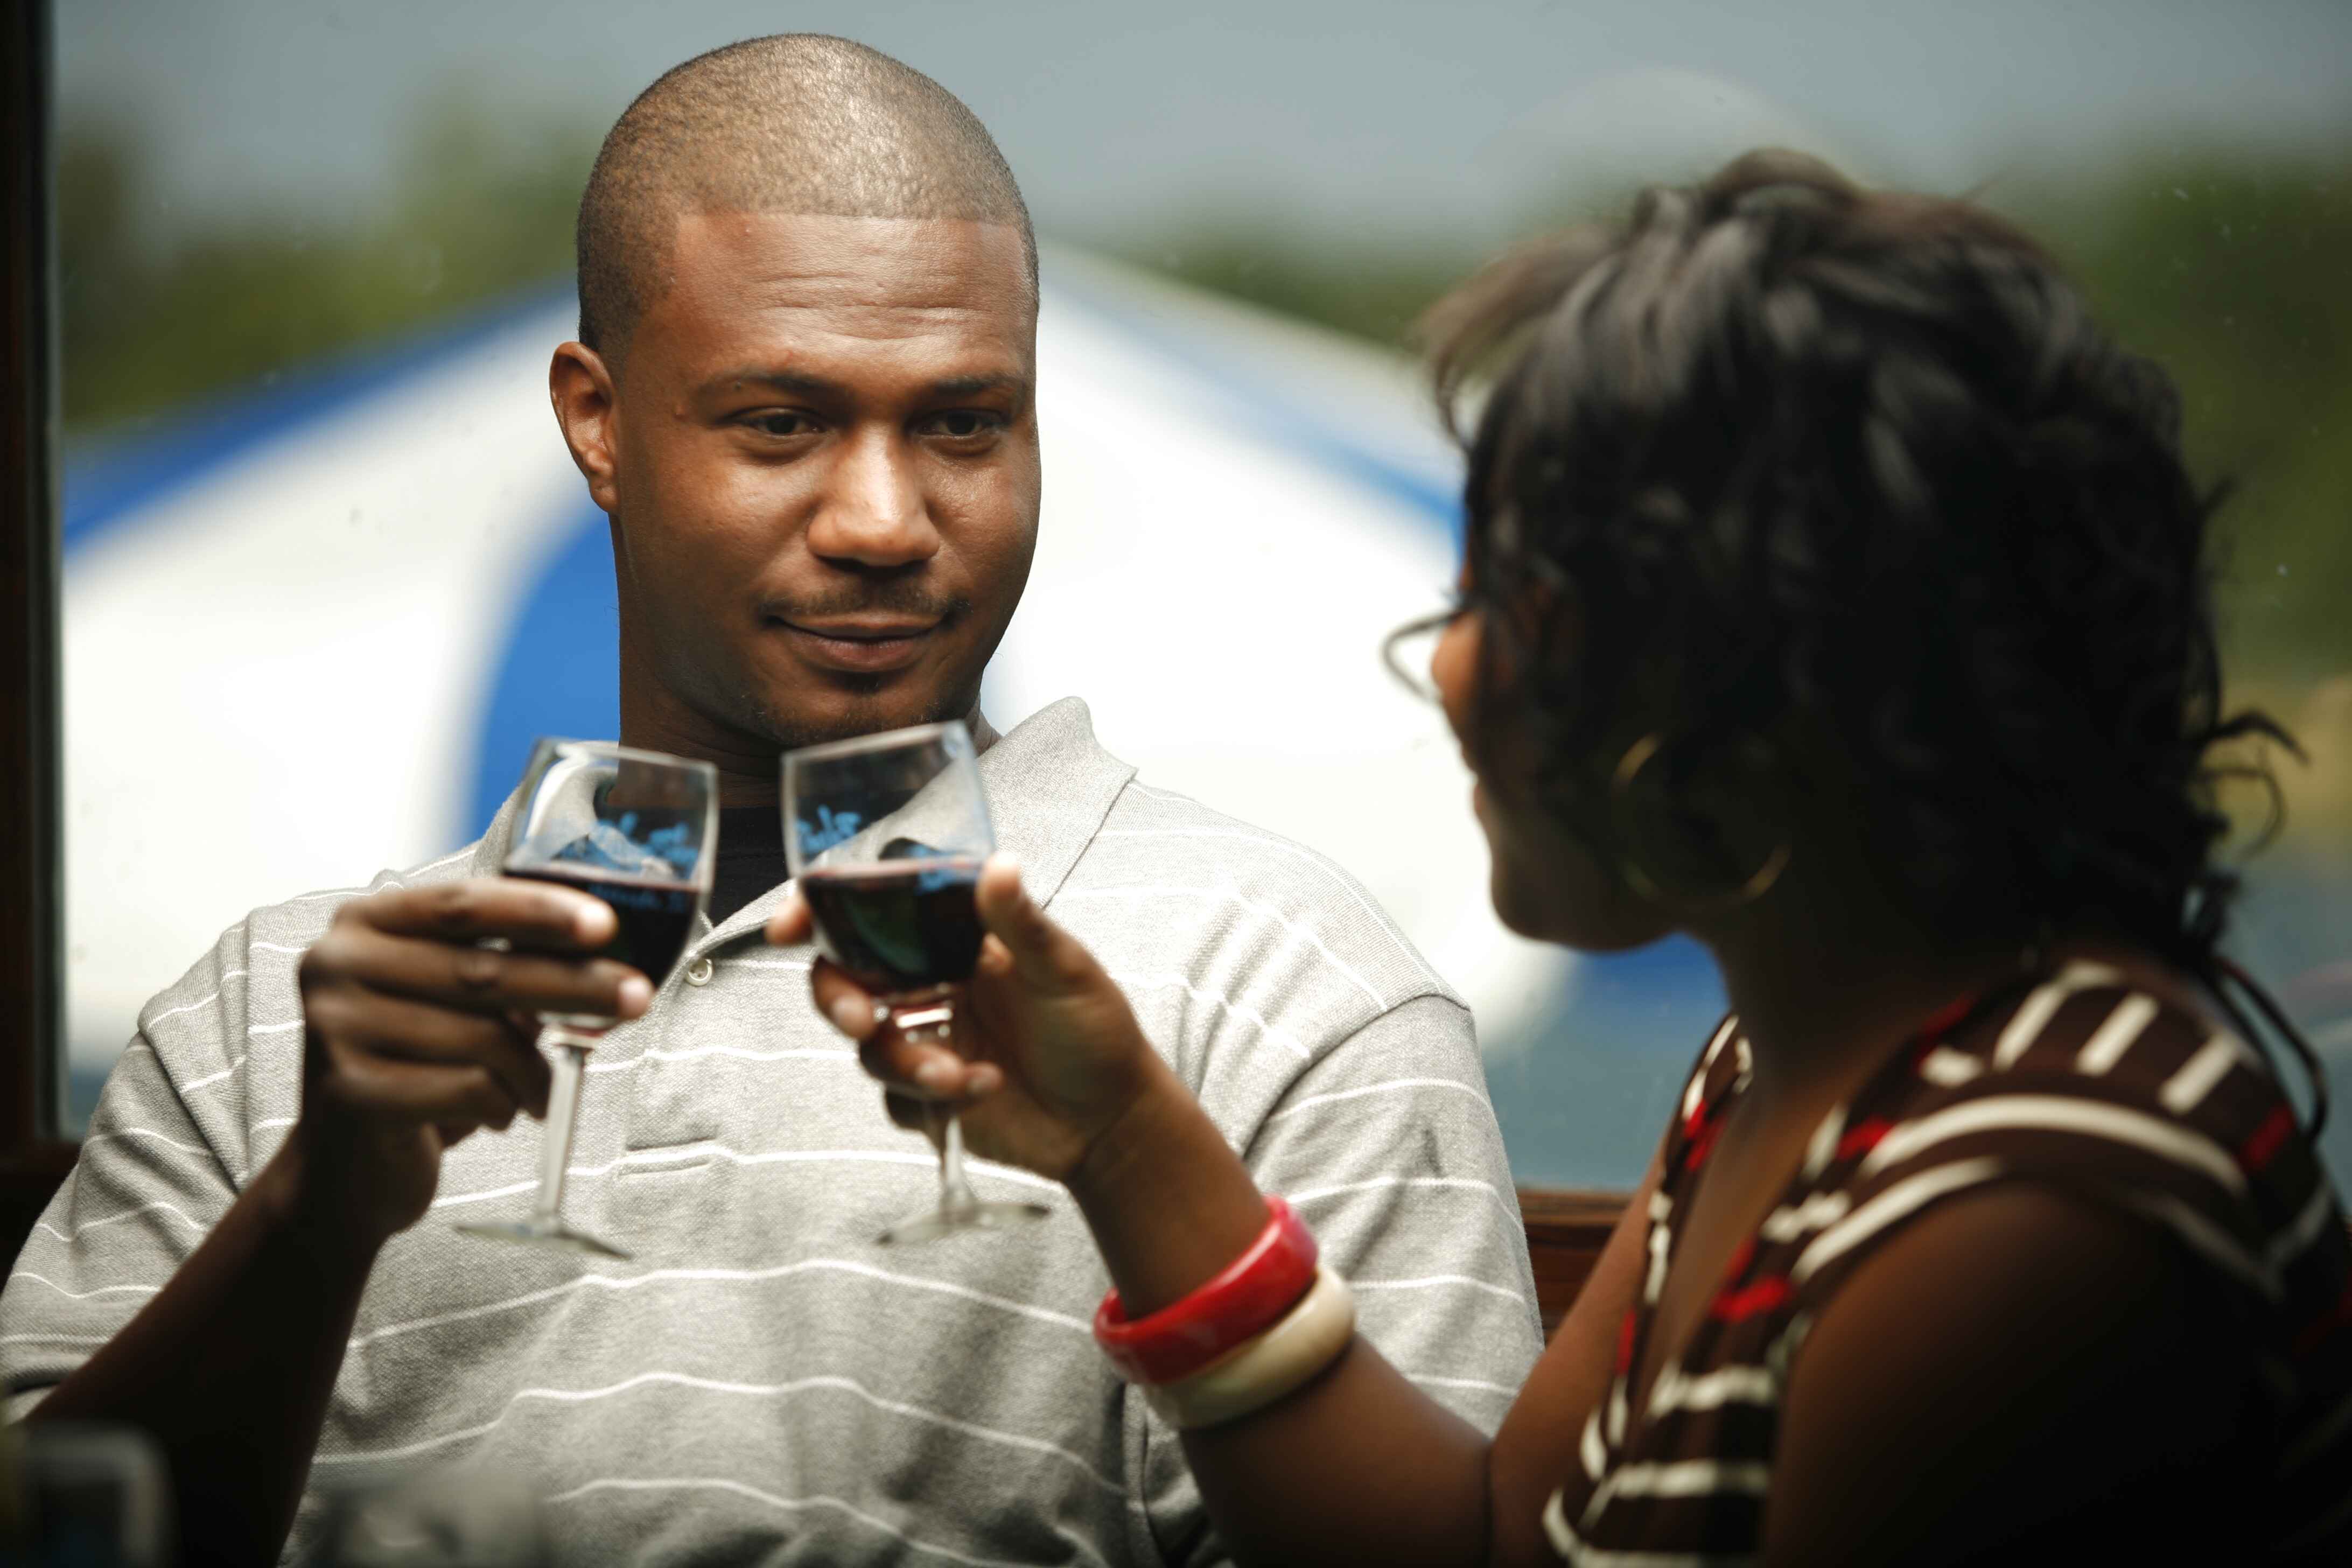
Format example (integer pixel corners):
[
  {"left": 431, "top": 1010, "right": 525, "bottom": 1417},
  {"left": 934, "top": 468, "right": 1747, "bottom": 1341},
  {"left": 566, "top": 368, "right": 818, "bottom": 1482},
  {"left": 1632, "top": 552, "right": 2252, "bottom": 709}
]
[
  {"left": 457, "top": 740, "right": 718, "bottom": 1258},
  {"left": 783, "top": 722, "right": 1049, "bottom": 1244}
]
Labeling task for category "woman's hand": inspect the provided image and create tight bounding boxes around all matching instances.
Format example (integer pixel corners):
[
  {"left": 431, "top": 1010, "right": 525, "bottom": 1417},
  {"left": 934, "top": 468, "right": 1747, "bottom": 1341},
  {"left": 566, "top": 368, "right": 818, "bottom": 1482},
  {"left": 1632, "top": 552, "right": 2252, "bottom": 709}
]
[{"left": 766, "top": 854, "right": 1160, "bottom": 1181}]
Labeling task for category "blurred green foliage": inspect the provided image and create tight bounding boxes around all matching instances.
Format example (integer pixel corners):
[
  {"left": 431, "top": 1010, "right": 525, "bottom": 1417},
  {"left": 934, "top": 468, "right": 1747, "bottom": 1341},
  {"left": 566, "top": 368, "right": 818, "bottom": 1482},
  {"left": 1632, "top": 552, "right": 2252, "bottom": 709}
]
[
  {"left": 1127, "top": 152, "right": 2352, "bottom": 683},
  {"left": 2038, "top": 156, "right": 2352, "bottom": 683},
  {"left": 60, "top": 102, "right": 2349, "bottom": 688},
  {"left": 61, "top": 92, "right": 594, "bottom": 436}
]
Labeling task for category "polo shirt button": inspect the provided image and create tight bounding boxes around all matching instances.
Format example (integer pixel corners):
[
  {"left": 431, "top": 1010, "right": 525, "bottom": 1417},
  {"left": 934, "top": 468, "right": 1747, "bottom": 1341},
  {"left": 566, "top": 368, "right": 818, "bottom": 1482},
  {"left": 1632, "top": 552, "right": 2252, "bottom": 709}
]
[{"left": 684, "top": 957, "right": 715, "bottom": 986}]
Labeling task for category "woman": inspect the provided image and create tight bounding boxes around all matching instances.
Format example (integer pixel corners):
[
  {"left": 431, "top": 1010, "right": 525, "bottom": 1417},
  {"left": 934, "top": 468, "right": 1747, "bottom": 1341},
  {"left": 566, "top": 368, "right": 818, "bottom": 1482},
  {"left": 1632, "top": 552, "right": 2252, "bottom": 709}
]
[{"left": 771, "top": 150, "right": 2352, "bottom": 1563}]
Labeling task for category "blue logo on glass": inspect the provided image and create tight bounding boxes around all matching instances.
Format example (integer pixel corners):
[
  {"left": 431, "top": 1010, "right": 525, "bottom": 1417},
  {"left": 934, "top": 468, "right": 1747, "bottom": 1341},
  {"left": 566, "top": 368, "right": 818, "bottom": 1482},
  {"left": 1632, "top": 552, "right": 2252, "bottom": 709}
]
[
  {"left": 552, "top": 811, "right": 698, "bottom": 878},
  {"left": 797, "top": 806, "right": 864, "bottom": 860}
]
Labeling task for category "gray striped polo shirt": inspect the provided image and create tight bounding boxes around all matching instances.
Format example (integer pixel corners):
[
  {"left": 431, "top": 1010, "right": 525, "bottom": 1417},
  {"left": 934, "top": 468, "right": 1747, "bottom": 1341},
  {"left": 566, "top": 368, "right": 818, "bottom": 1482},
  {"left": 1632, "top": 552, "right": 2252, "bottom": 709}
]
[{"left": 2, "top": 696, "right": 1542, "bottom": 1565}]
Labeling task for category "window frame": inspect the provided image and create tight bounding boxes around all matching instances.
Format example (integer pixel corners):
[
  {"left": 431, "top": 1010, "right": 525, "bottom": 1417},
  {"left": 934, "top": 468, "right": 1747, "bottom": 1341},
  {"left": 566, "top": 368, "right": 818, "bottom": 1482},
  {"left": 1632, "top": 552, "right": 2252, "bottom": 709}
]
[{"left": 1, "top": 0, "right": 75, "bottom": 1269}]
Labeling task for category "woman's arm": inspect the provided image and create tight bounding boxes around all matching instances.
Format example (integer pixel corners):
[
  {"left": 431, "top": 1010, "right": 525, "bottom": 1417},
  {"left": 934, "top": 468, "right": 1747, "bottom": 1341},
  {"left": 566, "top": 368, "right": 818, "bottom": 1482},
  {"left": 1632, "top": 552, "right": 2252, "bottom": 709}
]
[
  {"left": 783, "top": 858, "right": 1663, "bottom": 1568},
  {"left": 1131, "top": 1129, "right": 1666, "bottom": 1568},
  {"left": 1488, "top": 1147, "right": 1662, "bottom": 1565}
]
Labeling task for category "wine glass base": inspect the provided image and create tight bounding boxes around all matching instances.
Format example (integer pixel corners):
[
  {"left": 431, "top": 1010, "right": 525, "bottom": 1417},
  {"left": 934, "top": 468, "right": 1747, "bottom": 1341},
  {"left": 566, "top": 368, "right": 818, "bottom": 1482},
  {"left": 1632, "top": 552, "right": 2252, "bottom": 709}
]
[
  {"left": 456, "top": 1217, "right": 632, "bottom": 1259},
  {"left": 877, "top": 1199, "right": 1052, "bottom": 1246}
]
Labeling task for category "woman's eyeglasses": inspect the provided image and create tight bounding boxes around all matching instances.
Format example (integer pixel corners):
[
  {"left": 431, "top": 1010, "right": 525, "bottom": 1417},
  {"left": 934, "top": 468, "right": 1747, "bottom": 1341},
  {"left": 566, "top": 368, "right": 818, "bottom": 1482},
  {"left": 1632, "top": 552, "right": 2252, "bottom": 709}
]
[{"left": 1381, "top": 607, "right": 1465, "bottom": 706}]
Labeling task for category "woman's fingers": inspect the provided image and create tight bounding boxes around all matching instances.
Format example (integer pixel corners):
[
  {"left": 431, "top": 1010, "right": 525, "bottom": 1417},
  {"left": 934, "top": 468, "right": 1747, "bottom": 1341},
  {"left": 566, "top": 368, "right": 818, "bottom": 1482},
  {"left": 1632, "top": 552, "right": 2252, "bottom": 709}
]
[
  {"left": 765, "top": 885, "right": 814, "bottom": 949},
  {"left": 973, "top": 854, "right": 1094, "bottom": 989},
  {"left": 808, "top": 958, "right": 886, "bottom": 1042},
  {"left": 809, "top": 956, "right": 1002, "bottom": 1101},
  {"left": 884, "top": 1090, "right": 940, "bottom": 1138},
  {"left": 857, "top": 1027, "right": 994, "bottom": 1101}
]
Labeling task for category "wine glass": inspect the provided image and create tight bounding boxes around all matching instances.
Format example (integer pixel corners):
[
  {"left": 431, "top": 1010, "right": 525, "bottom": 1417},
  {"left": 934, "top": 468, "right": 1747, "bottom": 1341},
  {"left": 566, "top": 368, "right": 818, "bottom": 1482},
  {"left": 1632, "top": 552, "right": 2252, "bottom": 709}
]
[
  {"left": 456, "top": 739, "right": 718, "bottom": 1257},
  {"left": 783, "top": 720, "right": 1049, "bottom": 1244}
]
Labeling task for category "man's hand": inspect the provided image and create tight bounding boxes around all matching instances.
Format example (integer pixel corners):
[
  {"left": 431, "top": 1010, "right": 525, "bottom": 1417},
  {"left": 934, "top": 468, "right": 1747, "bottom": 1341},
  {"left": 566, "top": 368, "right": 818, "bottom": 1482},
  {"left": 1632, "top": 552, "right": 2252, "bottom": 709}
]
[
  {"left": 290, "top": 879, "right": 653, "bottom": 1248},
  {"left": 768, "top": 854, "right": 1158, "bottom": 1182}
]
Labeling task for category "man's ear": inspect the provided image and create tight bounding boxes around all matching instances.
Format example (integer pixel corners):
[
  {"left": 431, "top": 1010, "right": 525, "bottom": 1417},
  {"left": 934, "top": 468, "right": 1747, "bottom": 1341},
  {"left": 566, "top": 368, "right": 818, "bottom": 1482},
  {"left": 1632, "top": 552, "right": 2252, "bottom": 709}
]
[{"left": 550, "top": 341, "right": 622, "bottom": 516}]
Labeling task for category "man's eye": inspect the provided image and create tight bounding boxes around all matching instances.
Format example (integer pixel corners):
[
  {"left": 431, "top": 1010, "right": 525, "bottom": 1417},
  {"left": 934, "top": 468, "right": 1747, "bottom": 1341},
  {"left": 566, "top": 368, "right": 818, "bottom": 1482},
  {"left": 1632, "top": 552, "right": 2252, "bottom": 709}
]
[
  {"left": 923, "top": 411, "right": 1000, "bottom": 440},
  {"left": 746, "top": 412, "right": 817, "bottom": 438}
]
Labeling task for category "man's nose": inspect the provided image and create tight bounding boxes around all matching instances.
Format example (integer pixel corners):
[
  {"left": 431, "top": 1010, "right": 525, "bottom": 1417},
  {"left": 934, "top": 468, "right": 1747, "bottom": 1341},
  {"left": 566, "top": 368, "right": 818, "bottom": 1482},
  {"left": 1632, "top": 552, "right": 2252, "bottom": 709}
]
[{"left": 806, "top": 426, "right": 940, "bottom": 569}]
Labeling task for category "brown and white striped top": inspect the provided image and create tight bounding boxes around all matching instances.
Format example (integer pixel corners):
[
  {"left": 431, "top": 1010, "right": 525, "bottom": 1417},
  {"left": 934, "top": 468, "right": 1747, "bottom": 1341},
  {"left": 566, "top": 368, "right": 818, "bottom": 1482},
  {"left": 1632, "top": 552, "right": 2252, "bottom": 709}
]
[{"left": 1544, "top": 961, "right": 2352, "bottom": 1564}]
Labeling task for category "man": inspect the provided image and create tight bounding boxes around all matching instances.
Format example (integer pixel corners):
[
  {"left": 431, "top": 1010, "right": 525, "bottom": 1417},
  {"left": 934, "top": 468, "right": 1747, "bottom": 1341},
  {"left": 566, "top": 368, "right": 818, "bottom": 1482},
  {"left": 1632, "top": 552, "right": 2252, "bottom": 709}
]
[{"left": 1, "top": 36, "right": 1539, "bottom": 1565}]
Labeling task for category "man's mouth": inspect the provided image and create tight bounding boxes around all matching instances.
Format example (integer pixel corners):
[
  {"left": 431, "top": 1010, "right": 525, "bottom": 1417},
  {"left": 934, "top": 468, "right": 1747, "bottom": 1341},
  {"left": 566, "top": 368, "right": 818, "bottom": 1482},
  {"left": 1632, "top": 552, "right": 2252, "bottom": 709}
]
[{"left": 768, "top": 615, "right": 941, "bottom": 674}]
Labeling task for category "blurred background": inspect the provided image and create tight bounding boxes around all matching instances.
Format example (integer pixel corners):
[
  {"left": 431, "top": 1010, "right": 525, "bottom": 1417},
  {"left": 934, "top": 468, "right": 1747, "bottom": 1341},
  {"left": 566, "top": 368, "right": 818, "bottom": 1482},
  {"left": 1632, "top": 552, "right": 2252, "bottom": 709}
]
[{"left": 55, "top": 0, "right": 2352, "bottom": 1188}]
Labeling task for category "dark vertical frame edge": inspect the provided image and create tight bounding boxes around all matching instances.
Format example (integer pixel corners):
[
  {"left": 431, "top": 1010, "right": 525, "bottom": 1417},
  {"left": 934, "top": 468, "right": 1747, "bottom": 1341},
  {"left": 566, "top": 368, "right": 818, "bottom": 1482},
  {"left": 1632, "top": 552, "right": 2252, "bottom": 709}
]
[{"left": 2, "top": 0, "right": 76, "bottom": 1268}]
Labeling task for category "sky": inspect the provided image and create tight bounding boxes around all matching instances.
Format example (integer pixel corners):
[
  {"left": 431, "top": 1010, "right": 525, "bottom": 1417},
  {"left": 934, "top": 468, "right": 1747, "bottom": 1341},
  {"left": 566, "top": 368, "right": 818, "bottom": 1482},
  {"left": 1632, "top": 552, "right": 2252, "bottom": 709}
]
[{"left": 59, "top": 0, "right": 2352, "bottom": 246}]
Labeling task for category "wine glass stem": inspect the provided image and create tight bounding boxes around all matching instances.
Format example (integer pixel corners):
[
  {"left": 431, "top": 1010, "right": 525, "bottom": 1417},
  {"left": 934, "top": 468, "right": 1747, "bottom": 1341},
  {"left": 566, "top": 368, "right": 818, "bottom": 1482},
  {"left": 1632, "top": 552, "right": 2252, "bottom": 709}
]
[
  {"left": 937, "top": 1109, "right": 980, "bottom": 1216},
  {"left": 534, "top": 1035, "right": 591, "bottom": 1227}
]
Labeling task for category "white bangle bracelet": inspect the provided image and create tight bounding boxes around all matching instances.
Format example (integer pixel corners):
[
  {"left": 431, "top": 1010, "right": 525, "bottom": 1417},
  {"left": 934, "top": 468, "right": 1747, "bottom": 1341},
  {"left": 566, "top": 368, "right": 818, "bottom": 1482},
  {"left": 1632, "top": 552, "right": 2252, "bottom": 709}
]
[{"left": 1141, "top": 1265, "right": 1356, "bottom": 1431}]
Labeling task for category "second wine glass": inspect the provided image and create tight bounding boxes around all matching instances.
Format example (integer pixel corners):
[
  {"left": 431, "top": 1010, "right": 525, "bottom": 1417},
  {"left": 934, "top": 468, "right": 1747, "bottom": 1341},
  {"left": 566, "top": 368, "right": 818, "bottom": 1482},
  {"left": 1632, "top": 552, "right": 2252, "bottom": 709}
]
[{"left": 783, "top": 720, "right": 1049, "bottom": 1244}]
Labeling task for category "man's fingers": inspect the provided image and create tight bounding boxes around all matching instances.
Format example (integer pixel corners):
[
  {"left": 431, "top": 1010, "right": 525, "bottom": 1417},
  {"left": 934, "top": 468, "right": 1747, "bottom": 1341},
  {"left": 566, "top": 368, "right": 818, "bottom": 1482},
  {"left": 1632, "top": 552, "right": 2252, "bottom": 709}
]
[
  {"left": 306, "top": 990, "right": 553, "bottom": 1118},
  {"left": 314, "top": 1050, "right": 520, "bottom": 1134},
  {"left": 349, "top": 878, "right": 617, "bottom": 950},
  {"left": 310, "top": 922, "right": 650, "bottom": 1023}
]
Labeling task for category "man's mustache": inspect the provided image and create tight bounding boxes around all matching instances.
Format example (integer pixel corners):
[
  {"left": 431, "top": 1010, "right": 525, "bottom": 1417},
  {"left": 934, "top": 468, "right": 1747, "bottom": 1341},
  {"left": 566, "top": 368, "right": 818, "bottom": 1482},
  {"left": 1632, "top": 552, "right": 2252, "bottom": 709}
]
[{"left": 760, "top": 588, "right": 971, "bottom": 624}]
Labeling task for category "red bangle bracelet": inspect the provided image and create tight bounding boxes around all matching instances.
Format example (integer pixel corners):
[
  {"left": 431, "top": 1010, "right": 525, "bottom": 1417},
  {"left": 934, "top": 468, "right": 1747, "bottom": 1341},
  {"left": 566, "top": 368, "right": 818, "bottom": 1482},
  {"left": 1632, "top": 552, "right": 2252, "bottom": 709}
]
[{"left": 1093, "top": 1196, "right": 1319, "bottom": 1386}]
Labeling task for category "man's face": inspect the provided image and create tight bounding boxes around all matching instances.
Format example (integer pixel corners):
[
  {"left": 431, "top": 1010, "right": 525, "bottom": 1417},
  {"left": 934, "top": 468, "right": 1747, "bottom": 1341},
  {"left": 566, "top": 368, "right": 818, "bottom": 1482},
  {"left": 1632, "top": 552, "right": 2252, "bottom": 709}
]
[{"left": 569, "top": 212, "right": 1039, "bottom": 762}]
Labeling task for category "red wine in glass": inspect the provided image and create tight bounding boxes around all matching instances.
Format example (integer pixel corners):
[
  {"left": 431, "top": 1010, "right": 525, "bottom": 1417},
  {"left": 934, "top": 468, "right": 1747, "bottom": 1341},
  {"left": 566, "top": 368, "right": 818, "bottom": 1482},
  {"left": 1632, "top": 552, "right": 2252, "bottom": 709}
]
[
  {"left": 508, "top": 866, "right": 700, "bottom": 983},
  {"left": 796, "top": 858, "right": 984, "bottom": 992}
]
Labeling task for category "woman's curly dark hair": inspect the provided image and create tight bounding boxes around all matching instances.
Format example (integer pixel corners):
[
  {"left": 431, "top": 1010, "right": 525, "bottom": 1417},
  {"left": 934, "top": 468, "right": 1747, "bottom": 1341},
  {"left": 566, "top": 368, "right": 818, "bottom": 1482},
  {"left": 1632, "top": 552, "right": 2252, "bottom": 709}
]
[{"left": 1422, "top": 148, "right": 2294, "bottom": 967}]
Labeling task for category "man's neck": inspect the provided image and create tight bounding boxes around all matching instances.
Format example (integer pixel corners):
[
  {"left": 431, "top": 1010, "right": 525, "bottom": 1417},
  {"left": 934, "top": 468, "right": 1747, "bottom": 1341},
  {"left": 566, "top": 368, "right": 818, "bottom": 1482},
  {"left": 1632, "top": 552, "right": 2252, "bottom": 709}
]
[{"left": 619, "top": 699, "right": 999, "bottom": 809}]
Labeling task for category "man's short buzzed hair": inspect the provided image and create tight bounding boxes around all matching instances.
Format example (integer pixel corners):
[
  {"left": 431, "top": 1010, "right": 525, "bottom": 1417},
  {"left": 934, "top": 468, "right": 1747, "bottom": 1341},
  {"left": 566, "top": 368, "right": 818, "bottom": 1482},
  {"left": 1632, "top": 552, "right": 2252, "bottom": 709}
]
[{"left": 576, "top": 34, "right": 1038, "bottom": 362}]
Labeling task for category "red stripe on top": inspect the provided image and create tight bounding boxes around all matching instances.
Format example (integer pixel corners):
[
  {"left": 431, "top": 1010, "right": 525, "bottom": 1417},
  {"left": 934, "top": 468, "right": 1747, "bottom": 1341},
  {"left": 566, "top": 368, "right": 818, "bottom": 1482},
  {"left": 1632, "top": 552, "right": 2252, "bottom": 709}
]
[
  {"left": 2241, "top": 1103, "right": 2297, "bottom": 1174},
  {"left": 1712, "top": 1277, "right": 1793, "bottom": 1323},
  {"left": 1835, "top": 1117, "right": 1894, "bottom": 1163},
  {"left": 1616, "top": 1308, "right": 1639, "bottom": 1374},
  {"left": 1919, "top": 992, "right": 1978, "bottom": 1044},
  {"left": 1684, "top": 1115, "right": 1725, "bottom": 1172},
  {"left": 2294, "top": 1275, "right": 2352, "bottom": 1359}
]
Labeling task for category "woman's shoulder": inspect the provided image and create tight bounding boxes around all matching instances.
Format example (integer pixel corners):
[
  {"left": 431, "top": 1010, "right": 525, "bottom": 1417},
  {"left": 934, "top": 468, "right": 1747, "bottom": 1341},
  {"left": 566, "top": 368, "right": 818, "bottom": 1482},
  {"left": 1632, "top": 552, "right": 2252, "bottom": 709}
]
[
  {"left": 1768, "top": 968, "right": 2352, "bottom": 1560},
  {"left": 1767, "top": 1172, "right": 2275, "bottom": 1562},
  {"left": 1774, "top": 961, "right": 2352, "bottom": 1550},
  {"left": 1801, "top": 961, "right": 2341, "bottom": 1306}
]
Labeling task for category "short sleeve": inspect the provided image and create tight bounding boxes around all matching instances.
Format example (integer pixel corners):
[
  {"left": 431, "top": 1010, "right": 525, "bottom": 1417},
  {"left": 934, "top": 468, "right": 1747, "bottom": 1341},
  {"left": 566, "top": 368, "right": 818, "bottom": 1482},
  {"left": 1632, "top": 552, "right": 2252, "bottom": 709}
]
[{"left": 1, "top": 1027, "right": 244, "bottom": 1412}]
